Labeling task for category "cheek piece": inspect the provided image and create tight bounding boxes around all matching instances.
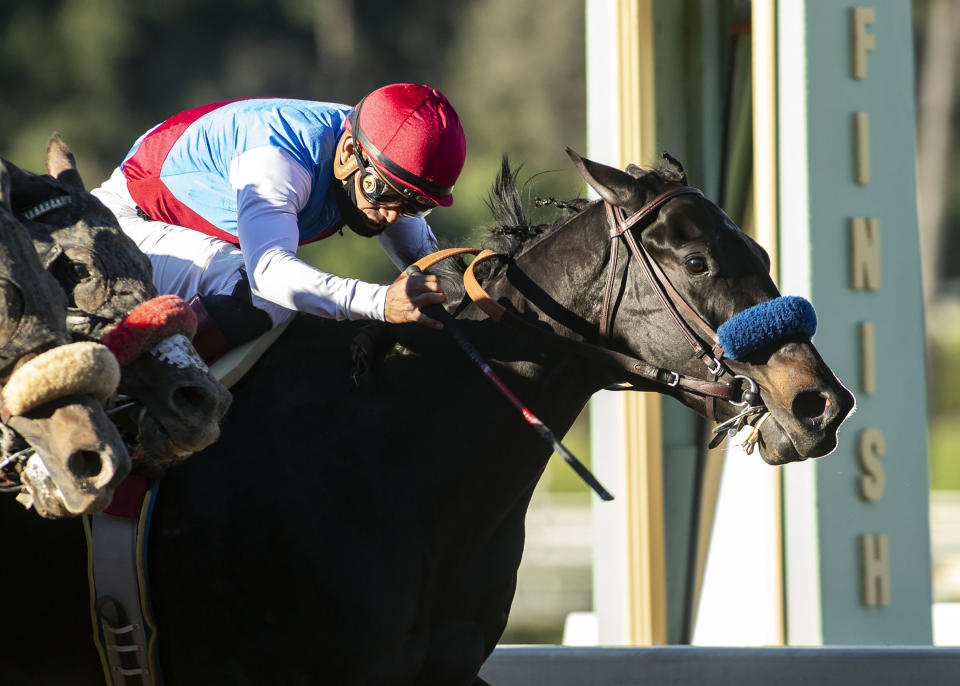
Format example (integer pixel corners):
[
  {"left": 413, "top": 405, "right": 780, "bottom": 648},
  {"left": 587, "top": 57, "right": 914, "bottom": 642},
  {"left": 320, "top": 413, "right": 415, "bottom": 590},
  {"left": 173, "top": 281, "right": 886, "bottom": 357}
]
[{"left": 716, "top": 296, "right": 817, "bottom": 360}]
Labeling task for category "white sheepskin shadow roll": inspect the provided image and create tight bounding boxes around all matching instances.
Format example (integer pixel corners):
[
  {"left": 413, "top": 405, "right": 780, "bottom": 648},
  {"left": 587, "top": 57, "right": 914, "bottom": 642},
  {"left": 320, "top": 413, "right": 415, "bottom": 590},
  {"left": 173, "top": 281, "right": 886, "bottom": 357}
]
[{"left": 1, "top": 342, "right": 121, "bottom": 416}]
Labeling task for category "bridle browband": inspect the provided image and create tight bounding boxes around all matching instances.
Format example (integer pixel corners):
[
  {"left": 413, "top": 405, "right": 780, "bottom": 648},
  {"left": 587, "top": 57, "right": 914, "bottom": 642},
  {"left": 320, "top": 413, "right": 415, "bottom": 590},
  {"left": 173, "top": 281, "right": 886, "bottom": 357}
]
[{"left": 18, "top": 194, "right": 74, "bottom": 221}]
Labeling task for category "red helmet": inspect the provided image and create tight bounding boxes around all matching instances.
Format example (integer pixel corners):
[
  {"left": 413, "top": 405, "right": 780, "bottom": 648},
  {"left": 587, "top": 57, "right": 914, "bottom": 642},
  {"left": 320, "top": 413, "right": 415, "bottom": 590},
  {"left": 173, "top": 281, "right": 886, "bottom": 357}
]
[{"left": 346, "top": 83, "right": 466, "bottom": 207}]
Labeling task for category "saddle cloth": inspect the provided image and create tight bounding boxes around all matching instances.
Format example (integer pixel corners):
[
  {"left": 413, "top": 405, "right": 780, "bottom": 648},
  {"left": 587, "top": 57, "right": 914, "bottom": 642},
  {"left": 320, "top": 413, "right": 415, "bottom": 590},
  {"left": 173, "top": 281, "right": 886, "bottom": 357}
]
[{"left": 84, "top": 318, "right": 291, "bottom": 685}]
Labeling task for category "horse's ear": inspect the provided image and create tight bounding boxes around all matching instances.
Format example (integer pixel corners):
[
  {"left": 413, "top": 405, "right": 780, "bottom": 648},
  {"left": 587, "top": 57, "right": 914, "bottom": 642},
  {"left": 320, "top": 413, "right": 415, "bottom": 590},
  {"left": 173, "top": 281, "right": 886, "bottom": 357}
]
[
  {"left": 660, "top": 151, "right": 688, "bottom": 185},
  {"left": 0, "top": 160, "right": 10, "bottom": 213},
  {"left": 566, "top": 147, "right": 639, "bottom": 208},
  {"left": 45, "top": 133, "right": 85, "bottom": 190}
]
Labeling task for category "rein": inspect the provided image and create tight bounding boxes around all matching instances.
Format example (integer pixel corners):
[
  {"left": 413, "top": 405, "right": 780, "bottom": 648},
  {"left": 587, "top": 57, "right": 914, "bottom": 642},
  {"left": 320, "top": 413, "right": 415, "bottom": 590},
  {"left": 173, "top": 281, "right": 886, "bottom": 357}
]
[
  {"left": 597, "top": 189, "right": 770, "bottom": 449},
  {"left": 601, "top": 188, "right": 740, "bottom": 421},
  {"left": 462, "top": 249, "right": 743, "bottom": 404}
]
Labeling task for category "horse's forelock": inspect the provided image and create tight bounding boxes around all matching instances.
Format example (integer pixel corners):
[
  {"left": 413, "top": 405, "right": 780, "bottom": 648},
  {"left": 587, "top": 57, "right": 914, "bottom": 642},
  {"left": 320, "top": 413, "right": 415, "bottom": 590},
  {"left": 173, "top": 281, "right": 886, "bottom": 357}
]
[{"left": 479, "top": 157, "right": 592, "bottom": 258}]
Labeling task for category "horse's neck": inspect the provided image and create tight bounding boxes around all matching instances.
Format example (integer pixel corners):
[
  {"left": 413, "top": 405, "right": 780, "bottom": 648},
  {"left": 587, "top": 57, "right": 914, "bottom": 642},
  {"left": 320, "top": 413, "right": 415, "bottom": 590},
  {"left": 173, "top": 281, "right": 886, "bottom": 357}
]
[
  {"left": 467, "top": 205, "right": 614, "bottom": 419},
  {"left": 484, "top": 205, "right": 609, "bottom": 342}
]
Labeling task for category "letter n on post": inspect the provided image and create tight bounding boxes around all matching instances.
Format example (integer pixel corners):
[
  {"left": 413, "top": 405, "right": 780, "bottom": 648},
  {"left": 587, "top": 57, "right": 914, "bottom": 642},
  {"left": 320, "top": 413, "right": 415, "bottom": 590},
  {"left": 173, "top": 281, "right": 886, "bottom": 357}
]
[{"left": 849, "top": 217, "right": 881, "bottom": 290}]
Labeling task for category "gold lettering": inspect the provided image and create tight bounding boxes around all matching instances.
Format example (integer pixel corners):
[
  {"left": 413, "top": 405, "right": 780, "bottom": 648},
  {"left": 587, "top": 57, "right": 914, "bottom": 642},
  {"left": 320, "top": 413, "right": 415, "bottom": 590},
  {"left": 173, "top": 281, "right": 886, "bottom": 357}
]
[
  {"left": 849, "top": 217, "right": 881, "bottom": 290},
  {"left": 858, "top": 428, "right": 885, "bottom": 501},
  {"left": 853, "top": 112, "right": 870, "bottom": 184},
  {"left": 860, "top": 534, "right": 891, "bottom": 607},
  {"left": 851, "top": 8, "right": 876, "bottom": 80},
  {"left": 859, "top": 322, "right": 876, "bottom": 394}
]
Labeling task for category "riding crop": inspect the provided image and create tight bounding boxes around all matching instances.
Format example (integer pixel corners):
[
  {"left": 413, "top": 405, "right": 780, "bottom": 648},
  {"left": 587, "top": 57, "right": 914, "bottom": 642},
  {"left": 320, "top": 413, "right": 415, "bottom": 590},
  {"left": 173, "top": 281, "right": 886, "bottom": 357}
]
[{"left": 405, "top": 264, "right": 614, "bottom": 501}]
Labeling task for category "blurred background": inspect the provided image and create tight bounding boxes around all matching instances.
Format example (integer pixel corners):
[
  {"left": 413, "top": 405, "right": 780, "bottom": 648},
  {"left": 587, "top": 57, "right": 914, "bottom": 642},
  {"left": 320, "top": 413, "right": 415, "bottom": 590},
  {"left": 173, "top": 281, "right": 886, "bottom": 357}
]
[
  {"left": 1, "top": 0, "right": 956, "bottom": 644},
  {"left": 0, "top": 0, "right": 588, "bottom": 285}
]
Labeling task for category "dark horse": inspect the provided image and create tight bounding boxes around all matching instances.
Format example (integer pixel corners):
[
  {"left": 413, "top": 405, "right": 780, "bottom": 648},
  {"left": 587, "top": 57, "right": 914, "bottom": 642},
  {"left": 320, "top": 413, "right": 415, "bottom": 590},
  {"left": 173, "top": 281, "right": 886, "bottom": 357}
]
[{"left": 0, "top": 152, "right": 853, "bottom": 684}]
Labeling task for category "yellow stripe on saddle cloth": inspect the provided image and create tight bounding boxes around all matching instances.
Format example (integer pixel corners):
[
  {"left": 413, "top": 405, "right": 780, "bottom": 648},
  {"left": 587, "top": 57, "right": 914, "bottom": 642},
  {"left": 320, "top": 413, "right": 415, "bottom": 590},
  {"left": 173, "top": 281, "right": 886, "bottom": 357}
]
[
  {"left": 82, "top": 320, "right": 291, "bottom": 685},
  {"left": 84, "top": 484, "right": 160, "bottom": 686}
]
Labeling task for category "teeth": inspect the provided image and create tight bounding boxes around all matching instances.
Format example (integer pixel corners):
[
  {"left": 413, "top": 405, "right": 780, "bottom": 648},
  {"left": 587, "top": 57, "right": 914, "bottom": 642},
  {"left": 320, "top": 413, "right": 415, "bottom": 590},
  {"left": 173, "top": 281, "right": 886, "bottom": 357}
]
[
  {"left": 21, "top": 454, "right": 65, "bottom": 507},
  {"left": 149, "top": 334, "right": 209, "bottom": 371}
]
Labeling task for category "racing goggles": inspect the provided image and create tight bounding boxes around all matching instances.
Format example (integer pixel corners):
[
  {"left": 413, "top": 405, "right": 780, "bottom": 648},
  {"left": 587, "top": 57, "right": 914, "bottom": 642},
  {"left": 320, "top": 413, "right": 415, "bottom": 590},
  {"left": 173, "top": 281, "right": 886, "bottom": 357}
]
[{"left": 353, "top": 148, "right": 438, "bottom": 218}]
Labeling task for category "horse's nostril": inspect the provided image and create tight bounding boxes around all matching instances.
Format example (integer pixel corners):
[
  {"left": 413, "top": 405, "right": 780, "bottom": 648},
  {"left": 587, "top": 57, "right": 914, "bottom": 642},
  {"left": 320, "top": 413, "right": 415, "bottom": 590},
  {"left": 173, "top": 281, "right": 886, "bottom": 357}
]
[
  {"left": 793, "top": 390, "right": 828, "bottom": 421},
  {"left": 172, "top": 385, "right": 212, "bottom": 416},
  {"left": 68, "top": 449, "right": 104, "bottom": 479}
]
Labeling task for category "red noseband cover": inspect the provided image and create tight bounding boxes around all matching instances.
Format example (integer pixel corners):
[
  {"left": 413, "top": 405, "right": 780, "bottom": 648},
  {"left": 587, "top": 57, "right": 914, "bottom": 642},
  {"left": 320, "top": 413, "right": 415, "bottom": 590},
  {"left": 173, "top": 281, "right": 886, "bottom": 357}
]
[{"left": 101, "top": 295, "right": 199, "bottom": 366}]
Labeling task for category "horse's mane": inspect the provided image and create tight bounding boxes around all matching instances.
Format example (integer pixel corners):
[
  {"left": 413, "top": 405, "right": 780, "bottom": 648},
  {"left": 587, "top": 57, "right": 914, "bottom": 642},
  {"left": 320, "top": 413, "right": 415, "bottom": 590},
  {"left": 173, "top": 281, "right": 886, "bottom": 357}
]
[
  {"left": 432, "top": 157, "right": 585, "bottom": 304},
  {"left": 433, "top": 154, "right": 680, "bottom": 306}
]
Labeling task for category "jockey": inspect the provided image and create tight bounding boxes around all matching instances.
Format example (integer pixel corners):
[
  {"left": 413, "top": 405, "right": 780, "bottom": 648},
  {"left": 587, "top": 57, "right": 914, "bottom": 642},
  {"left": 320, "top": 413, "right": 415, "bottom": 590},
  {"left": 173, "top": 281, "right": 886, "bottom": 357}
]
[{"left": 92, "top": 83, "right": 466, "bottom": 363}]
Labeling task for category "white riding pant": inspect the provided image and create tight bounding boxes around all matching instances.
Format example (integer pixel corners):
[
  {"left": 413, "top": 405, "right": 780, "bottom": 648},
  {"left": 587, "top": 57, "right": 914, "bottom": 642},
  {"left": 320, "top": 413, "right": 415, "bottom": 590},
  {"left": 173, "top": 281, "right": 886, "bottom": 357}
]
[{"left": 92, "top": 167, "right": 293, "bottom": 327}]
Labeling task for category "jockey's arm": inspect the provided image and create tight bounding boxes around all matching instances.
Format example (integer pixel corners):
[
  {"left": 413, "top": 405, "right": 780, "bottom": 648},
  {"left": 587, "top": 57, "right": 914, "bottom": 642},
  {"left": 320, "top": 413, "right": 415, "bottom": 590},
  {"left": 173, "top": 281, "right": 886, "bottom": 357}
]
[
  {"left": 231, "top": 146, "right": 441, "bottom": 324},
  {"left": 376, "top": 215, "right": 439, "bottom": 271}
]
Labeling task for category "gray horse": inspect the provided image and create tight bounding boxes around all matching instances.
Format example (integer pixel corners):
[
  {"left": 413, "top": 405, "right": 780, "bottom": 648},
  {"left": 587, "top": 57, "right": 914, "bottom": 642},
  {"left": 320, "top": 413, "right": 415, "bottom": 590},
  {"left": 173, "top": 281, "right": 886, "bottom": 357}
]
[
  {"left": 0, "top": 159, "right": 129, "bottom": 517},
  {"left": 2, "top": 136, "right": 232, "bottom": 515}
]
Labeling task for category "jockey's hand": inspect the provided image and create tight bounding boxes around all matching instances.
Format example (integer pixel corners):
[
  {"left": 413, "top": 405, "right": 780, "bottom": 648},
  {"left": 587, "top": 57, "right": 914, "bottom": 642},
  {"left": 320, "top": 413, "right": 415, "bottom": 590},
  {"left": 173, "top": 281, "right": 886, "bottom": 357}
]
[{"left": 384, "top": 272, "right": 446, "bottom": 329}]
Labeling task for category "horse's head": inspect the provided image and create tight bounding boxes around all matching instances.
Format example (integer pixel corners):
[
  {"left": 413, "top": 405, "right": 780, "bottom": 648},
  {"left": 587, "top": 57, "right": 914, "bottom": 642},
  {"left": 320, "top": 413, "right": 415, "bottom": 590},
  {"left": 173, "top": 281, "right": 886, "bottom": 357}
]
[
  {"left": 9, "top": 136, "right": 231, "bottom": 469},
  {"left": 18, "top": 141, "right": 157, "bottom": 331},
  {"left": 0, "top": 160, "right": 130, "bottom": 517},
  {"left": 569, "top": 150, "right": 854, "bottom": 465}
]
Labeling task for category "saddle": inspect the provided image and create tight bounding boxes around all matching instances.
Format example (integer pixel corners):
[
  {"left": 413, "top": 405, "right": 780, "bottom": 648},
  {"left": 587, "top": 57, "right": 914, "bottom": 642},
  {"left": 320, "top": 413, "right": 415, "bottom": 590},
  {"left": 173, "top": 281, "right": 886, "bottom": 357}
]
[{"left": 189, "top": 276, "right": 272, "bottom": 367}]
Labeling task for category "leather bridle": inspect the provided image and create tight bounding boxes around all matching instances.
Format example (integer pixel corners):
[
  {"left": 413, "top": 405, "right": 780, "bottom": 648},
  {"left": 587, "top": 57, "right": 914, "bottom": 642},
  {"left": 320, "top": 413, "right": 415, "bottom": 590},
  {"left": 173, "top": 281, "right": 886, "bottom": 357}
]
[
  {"left": 599, "top": 187, "right": 746, "bottom": 421},
  {"left": 422, "top": 192, "right": 752, "bottom": 391},
  {"left": 410, "top": 188, "right": 773, "bottom": 452}
]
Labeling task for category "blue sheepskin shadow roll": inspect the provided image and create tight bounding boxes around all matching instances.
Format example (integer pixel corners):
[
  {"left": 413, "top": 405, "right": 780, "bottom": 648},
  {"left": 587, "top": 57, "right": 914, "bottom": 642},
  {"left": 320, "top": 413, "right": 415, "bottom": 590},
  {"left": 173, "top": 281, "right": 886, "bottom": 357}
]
[{"left": 716, "top": 296, "right": 817, "bottom": 359}]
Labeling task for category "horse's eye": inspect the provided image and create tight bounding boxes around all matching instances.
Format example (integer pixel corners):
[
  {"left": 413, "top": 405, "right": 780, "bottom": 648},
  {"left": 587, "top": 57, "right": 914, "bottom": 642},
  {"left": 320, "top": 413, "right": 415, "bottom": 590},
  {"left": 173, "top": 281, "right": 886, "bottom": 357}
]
[
  {"left": 71, "top": 262, "right": 91, "bottom": 280},
  {"left": 684, "top": 256, "right": 708, "bottom": 274}
]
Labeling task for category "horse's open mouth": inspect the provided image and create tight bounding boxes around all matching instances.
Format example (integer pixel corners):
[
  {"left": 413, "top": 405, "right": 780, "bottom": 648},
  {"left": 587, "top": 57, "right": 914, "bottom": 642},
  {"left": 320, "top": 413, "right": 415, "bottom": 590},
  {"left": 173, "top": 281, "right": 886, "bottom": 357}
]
[
  {"left": 137, "top": 412, "right": 218, "bottom": 464},
  {"left": 109, "top": 400, "right": 203, "bottom": 466},
  {"left": 754, "top": 419, "right": 812, "bottom": 465},
  {"left": 753, "top": 392, "right": 846, "bottom": 465},
  {"left": 18, "top": 453, "right": 116, "bottom": 517}
]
